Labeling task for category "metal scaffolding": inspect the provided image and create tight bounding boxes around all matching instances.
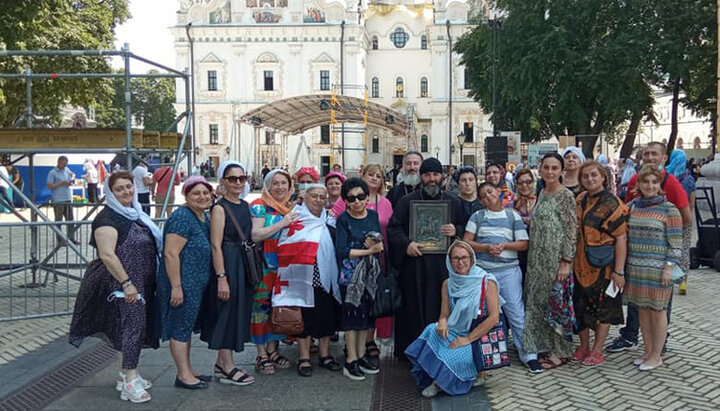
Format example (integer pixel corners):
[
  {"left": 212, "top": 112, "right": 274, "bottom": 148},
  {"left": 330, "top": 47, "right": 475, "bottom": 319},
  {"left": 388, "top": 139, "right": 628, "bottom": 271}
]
[{"left": 0, "top": 45, "right": 192, "bottom": 309}]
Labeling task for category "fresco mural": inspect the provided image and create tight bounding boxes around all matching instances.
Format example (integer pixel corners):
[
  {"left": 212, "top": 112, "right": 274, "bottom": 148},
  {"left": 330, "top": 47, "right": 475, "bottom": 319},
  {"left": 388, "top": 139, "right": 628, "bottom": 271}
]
[
  {"left": 253, "top": 9, "right": 283, "bottom": 23},
  {"left": 209, "top": 0, "right": 231, "bottom": 23},
  {"left": 303, "top": 3, "right": 325, "bottom": 23}
]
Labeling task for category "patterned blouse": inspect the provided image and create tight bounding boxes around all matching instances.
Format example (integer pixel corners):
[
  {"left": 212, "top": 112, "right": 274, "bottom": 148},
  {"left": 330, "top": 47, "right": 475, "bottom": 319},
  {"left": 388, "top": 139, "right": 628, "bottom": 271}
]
[{"left": 250, "top": 198, "right": 284, "bottom": 269}]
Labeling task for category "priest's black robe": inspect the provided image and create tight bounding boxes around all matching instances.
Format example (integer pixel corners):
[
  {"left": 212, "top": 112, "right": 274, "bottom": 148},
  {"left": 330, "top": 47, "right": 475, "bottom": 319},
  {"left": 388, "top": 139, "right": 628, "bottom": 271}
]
[
  {"left": 387, "top": 189, "right": 466, "bottom": 356},
  {"left": 386, "top": 182, "right": 419, "bottom": 209}
]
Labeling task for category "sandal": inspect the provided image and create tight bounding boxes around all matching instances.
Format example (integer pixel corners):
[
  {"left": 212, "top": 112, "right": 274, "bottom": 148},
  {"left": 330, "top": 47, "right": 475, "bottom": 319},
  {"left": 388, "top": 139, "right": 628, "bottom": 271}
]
[
  {"left": 319, "top": 355, "right": 342, "bottom": 371},
  {"left": 217, "top": 366, "right": 255, "bottom": 386},
  {"left": 310, "top": 343, "right": 319, "bottom": 354},
  {"left": 297, "top": 358, "right": 313, "bottom": 377},
  {"left": 571, "top": 346, "right": 590, "bottom": 362},
  {"left": 539, "top": 356, "right": 569, "bottom": 370},
  {"left": 365, "top": 341, "right": 381, "bottom": 358},
  {"left": 581, "top": 352, "right": 605, "bottom": 367},
  {"left": 255, "top": 355, "right": 276, "bottom": 375},
  {"left": 268, "top": 350, "right": 292, "bottom": 369}
]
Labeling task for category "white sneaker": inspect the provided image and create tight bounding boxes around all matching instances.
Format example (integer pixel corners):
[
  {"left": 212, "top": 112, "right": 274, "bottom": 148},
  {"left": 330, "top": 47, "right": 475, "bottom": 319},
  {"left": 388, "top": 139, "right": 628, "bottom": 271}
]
[
  {"left": 116, "top": 374, "right": 152, "bottom": 391},
  {"left": 119, "top": 373, "right": 151, "bottom": 404},
  {"left": 421, "top": 382, "right": 440, "bottom": 398},
  {"left": 473, "top": 373, "right": 486, "bottom": 387}
]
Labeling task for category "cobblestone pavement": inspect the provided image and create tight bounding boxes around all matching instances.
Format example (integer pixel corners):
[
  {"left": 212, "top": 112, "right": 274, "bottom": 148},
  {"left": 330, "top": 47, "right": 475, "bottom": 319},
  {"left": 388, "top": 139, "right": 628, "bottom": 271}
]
[
  {"left": 482, "top": 267, "right": 720, "bottom": 411},
  {"left": 1, "top": 263, "right": 719, "bottom": 409}
]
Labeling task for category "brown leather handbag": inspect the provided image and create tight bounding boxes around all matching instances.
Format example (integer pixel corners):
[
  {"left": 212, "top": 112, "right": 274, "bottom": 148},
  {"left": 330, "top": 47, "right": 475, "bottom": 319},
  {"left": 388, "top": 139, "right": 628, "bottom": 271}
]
[{"left": 270, "top": 306, "right": 304, "bottom": 335}]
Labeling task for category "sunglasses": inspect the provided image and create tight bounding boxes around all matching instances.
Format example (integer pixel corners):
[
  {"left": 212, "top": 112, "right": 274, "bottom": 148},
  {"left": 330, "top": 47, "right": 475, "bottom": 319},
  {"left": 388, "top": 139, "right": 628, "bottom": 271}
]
[
  {"left": 224, "top": 175, "right": 247, "bottom": 184},
  {"left": 346, "top": 193, "right": 368, "bottom": 203}
]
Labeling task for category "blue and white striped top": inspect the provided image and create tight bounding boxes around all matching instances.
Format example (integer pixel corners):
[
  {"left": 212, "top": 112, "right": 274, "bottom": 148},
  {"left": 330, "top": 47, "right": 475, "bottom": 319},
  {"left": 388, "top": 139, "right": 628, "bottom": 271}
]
[{"left": 465, "top": 208, "right": 529, "bottom": 270}]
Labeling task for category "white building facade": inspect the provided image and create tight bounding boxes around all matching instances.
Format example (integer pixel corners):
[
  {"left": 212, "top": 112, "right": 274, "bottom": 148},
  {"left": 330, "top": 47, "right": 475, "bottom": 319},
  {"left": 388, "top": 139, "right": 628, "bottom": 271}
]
[{"left": 173, "top": 0, "right": 488, "bottom": 175}]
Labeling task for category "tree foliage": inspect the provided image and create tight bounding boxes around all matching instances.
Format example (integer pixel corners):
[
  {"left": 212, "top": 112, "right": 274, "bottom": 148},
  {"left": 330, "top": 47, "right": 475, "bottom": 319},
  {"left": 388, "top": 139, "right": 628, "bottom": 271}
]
[
  {"left": 0, "top": 0, "right": 130, "bottom": 126},
  {"left": 457, "top": 0, "right": 717, "bottom": 152},
  {"left": 94, "top": 70, "right": 177, "bottom": 131}
]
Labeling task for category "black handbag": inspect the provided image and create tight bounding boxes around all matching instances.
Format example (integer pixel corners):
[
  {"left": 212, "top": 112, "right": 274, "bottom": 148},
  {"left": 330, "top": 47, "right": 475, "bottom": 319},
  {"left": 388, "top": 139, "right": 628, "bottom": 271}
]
[
  {"left": 372, "top": 267, "right": 402, "bottom": 318},
  {"left": 220, "top": 202, "right": 265, "bottom": 286}
]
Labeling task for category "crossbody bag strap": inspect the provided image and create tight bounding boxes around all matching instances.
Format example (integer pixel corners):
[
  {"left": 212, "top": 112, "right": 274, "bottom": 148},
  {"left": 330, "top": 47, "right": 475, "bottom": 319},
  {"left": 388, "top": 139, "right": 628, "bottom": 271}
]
[{"left": 219, "top": 200, "right": 250, "bottom": 244}]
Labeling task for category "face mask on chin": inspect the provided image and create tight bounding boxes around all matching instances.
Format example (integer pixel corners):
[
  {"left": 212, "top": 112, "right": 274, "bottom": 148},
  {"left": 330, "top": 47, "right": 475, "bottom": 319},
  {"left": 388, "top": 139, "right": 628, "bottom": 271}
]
[
  {"left": 422, "top": 183, "right": 441, "bottom": 198},
  {"left": 403, "top": 172, "right": 420, "bottom": 187}
]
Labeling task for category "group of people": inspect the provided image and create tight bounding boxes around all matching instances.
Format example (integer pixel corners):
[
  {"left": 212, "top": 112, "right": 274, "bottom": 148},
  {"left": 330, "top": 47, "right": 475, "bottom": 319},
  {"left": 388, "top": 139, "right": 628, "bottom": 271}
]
[{"left": 67, "top": 141, "right": 695, "bottom": 403}]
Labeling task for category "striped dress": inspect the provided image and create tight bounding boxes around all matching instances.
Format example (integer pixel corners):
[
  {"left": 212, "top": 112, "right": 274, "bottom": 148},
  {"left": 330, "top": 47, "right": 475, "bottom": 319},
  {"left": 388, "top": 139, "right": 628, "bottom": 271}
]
[{"left": 624, "top": 200, "right": 682, "bottom": 311}]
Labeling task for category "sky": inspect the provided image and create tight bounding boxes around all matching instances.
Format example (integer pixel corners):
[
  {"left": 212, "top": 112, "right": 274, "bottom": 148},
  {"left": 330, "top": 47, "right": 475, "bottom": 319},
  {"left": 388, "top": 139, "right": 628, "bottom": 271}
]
[{"left": 111, "top": 0, "right": 178, "bottom": 73}]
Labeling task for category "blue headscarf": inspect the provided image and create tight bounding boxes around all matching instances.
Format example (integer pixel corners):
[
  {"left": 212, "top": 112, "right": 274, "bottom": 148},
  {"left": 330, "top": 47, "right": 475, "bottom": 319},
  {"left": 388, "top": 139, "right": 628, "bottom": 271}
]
[
  {"left": 445, "top": 241, "right": 502, "bottom": 334},
  {"left": 596, "top": 154, "right": 609, "bottom": 165},
  {"left": 104, "top": 176, "right": 163, "bottom": 254},
  {"left": 620, "top": 158, "right": 637, "bottom": 186},
  {"left": 562, "top": 146, "right": 586, "bottom": 164},
  {"left": 666, "top": 149, "right": 688, "bottom": 179}
]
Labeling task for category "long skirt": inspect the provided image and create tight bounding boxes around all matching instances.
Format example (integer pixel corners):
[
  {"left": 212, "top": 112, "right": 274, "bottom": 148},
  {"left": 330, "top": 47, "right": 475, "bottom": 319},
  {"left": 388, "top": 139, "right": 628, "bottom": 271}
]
[
  {"left": 250, "top": 267, "right": 286, "bottom": 344},
  {"left": 296, "top": 287, "right": 340, "bottom": 339},
  {"left": 199, "top": 241, "right": 253, "bottom": 352},
  {"left": 573, "top": 266, "right": 624, "bottom": 332},
  {"left": 405, "top": 323, "right": 477, "bottom": 396}
]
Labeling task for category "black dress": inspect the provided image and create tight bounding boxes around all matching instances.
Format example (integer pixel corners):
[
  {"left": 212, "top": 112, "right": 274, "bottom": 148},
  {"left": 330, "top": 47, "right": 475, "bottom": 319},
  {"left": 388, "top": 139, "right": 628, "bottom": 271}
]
[
  {"left": 297, "top": 262, "right": 341, "bottom": 338},
  {"left": 199, "top": 198, "right": 254, "bottom": 352}
]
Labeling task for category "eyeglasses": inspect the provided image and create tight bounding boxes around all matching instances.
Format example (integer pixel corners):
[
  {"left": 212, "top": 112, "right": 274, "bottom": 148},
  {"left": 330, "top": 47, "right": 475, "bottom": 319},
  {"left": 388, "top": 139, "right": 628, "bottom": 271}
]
[
  {"left": 307, "top": 193, "right": 327, "bottom": 201},
  {"left": 224, "top": 176, "right": 247, "bottom": 184},
  {"left": 450, "top": 256, "right": 472, "bottom": 263},
  {"left": 346, "top": 193, "right": 368, "bottom": 203},
  {"left": 516, "top": 179, "right": 533, "bottom": 186}
]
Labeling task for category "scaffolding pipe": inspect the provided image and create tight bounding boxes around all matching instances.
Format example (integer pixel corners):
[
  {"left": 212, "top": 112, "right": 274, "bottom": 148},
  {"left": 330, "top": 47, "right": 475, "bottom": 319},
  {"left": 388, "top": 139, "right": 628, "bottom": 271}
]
[
  {"left": 0, "top": 49, "right": 123, "bottom": 57},
  {"left": 160, "top": 114, "right": 192, "bottom": 219},
  {"left": 0, "top": 73, "right": 185, "bottom": 79},
  {"left": 123, "top": 43, "right": 133, "bottom": 170}
]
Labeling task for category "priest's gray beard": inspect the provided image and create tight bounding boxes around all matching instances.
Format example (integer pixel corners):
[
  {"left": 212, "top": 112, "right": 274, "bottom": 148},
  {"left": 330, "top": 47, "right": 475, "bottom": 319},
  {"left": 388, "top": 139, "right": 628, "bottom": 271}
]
[
  {"left": 402, "top": 172, "right": 420, "bottom": 187},
  {"left": 422, "top": 182, "right": 441, "bottom": 198}
]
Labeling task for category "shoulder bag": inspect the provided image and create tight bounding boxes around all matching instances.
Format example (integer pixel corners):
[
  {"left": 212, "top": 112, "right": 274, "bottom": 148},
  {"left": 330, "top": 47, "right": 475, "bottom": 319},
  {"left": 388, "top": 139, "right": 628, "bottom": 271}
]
[
  {"left": 581, "top": 194, "right": 615, "bottom": 268},
  {"left": 270, "top": 305, "right": 305, "bottom": 335},
  {"left": 372, "top": 265, "right": 402, "bottom": 318},
  {"left": 470, "top": 277, "right": 511, "bottom": 371},
  {"left": 219, "top": 201, "right": 265, "bottom": 286}
]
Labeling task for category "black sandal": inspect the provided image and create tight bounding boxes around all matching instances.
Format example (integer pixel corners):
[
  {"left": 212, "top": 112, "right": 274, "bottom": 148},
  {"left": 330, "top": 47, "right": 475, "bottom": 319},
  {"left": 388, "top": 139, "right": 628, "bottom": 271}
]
[
  {"left": 319, "top": 355, "right": 342, "bottom": 371},
  {"left": 268, "top": 350, "right": 292, "bottom": 369},
  {"left": 366, "top": 341, "right": 381, "bottom": 358},
  {"left": 216, "top": 365, "right": 255, "bottom": 386},
  {"left": 255, "top": 355, "right": 275, "bottom": 375},
  {"left": 297, "top": 358, "right": 313, "bottom": 377}
]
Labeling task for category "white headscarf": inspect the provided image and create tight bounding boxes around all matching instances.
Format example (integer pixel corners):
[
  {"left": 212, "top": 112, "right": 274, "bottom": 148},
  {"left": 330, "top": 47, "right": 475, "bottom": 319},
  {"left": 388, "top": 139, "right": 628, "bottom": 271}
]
[
  {"left": 217, "top": 160, "right": 251, "bottom": 199},
  {"left": 104, "top": 176, "right": 163, "bottom": 253},
  {"left": 562, "top": 146, "right": 587, "bottom": 164}
]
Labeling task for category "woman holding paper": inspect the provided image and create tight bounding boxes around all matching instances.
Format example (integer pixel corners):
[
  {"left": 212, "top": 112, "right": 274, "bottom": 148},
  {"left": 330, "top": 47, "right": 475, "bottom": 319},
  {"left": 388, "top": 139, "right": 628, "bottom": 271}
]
[{"left": 572, "top": 161, "right": 628, "bottom": 367}]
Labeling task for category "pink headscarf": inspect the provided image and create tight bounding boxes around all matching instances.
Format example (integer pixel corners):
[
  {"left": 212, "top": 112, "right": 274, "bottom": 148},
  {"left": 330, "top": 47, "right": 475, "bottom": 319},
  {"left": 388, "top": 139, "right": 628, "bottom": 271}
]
[
  {"left": 324, "top": 171, "right": 346, "bottom": 185},
  {"left": 295, "top": 167, "right": 320, "bottom": 183}
]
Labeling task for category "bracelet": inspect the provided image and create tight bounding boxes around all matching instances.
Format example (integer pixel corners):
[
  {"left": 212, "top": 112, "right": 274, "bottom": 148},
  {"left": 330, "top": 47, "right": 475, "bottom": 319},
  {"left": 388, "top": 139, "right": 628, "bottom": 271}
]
[
  {"left": 613, "top": 270, "right": 625, "bottom": 277},
  {"left": 121, "top": 279, "right": 132, "bottom": 288},
  {"left": 216, "top": 272, "right": 227, "bottom": 278},
  {"left": 560, "top": 257, "right": 573, "bottom": 264}
]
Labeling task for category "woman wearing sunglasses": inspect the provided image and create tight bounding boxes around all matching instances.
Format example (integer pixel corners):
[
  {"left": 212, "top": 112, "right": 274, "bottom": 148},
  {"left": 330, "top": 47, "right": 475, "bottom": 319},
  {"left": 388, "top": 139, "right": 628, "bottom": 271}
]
[
  {"left": 198, "top": 161, "right": 255, "bottom": 386},
  {"left": 335, "top": 177, "right": 384, "bottom": 380}
]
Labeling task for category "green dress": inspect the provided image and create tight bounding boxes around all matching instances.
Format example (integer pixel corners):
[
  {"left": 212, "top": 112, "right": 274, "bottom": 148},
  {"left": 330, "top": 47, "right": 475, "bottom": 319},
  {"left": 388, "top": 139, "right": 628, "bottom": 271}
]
[{"left": 523, "top": 188, "right": 578, "bottom": 357}]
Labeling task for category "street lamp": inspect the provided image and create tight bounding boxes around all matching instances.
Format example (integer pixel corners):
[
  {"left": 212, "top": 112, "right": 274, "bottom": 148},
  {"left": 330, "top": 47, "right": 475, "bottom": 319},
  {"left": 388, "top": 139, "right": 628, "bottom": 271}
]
[
  {"left": 434, "top": 145, "right": 441, "bottom": 159},
  {"left": 457, "top": 131, "right": 466, "bottom": 166}
]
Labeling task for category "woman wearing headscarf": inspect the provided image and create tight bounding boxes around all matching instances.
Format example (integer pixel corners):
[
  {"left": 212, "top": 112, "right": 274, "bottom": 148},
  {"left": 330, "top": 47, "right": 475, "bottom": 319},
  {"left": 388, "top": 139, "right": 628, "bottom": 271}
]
[
  {"left": 69, "top": 171, "right": 162, "bottom": 403},
  {"left": 562, "top": 146, "right": 586, "bottom": 197},
  {"left": 596, "top": 154, "right": 616, "bottom": 195},
  {"left": 324, "top": 171, "right": 346, "bottom": 214},
  {"left": 293, "top": 166, "right": 320, "bottom": 203},
  {"left": 484, "top": 163, "right": 514, "bottom": 208},
  {"left": 284, "top": 184, "right": 342, "bottom": 377},
  {"left": 618, "top": 158, "right": 637, "bottom": 200},
  {"left": 666, "top": 149, "right": 696, "bottom": 295},
  {"left": 158, "top": 176, "right": 214, "bottom": 389},
  {"left": 405, "top": 240, "right": 506, "bottom": 397},
  {"left": 199, "top": 161, "right": 255, "bottom": 386},
  {"left": 249, "top": 169, "right": 299, "bottom": 374}
]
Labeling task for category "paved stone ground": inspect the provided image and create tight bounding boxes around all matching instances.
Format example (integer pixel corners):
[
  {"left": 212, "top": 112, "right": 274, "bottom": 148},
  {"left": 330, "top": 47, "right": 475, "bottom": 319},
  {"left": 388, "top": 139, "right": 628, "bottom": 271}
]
[{"left": 2, "top": 209, "right": 719, "bottom": 410}]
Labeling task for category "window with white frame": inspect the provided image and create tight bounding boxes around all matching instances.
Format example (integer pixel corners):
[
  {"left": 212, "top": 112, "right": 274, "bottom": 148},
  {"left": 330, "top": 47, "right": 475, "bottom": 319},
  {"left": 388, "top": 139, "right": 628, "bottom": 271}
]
[
  {"left": 371, "top": 77, "right": 379, "bottom": 98},
  {"left": 420, "top": 77, "right": 428, "bottom": 97},
  {"left": 395, "top": 77, "right": 404, "bottom": 98},
  {"left": 320, "top": 70, "right": 330, "bottom": 91},
  {"left": 264, "top": 70, "right": 274, "bottom": 91},
  {"left": 421, "top": 134, "right": 429, "bottom": 152},
  {"left": 372, "top": 135, "right": 379, "bottom": 153},
  {"left": 208, "top": 70, "right": 218, "bottom": 91},
  {"left": 209, "top": 124, "right": 219, "bottom": 144}
]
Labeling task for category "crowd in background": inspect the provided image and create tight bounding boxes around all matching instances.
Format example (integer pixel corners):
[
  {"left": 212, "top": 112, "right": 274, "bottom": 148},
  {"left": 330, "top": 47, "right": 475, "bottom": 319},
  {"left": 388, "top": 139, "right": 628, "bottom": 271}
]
[{"left": 63, "top": 142, "right": 705, "bottom": 403}]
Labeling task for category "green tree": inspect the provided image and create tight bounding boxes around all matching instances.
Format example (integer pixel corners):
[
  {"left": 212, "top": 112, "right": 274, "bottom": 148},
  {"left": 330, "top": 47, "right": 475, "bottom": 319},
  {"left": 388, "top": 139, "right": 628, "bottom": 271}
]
[
  {"left": 0, "top": 0, "right": 130, "bottom": 126},
  {"left": 94, "top": 70, "right": 177, "bottom": 131},
  {"left": 457, "top": 0, "right": 656, "bottom": 148}
]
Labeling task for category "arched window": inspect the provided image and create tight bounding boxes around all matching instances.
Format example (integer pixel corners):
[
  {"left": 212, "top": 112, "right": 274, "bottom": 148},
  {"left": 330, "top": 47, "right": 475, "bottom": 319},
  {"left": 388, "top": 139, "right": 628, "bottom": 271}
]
[
  {"left": 390, "top": 28, "right": 409, "bottom": 48},
  {"left": 371, "top": 77, "right": 379, "bottom": 98},
  {"left": 395, "top": 77, "right": 404, "bottom": 98},
  {"left": 372, "top": 135, "right": 379, "bottom": 153},
  {"left": 421, "top": 34, "right": 427, "bottom": 50},
  {"left": 421, "top": 134, "right": 429, "bottom": 153},
  {"left": 420, "top": 77, "right": 428, "bottom": 97},
  {"left": 372, "top": 35, "right": 378, "bottom": 50}
]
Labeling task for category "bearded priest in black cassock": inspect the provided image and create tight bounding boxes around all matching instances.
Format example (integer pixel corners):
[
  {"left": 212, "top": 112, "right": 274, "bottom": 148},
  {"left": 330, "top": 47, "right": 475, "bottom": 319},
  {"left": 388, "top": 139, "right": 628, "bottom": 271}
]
[{"left": 387, "top": 157, "right": 468, "bottom": 356}]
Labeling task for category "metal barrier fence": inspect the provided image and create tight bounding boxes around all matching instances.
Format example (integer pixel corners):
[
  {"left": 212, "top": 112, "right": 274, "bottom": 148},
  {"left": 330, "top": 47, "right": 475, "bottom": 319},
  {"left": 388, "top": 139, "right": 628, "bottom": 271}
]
[{"left": 0, "top": 208, "right": 169, "bottom": 322}]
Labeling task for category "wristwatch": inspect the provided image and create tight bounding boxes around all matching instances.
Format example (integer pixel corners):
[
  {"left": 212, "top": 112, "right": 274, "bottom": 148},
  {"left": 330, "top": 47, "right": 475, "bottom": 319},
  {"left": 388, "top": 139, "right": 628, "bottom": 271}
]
[
  {"left": 664, "top": 261, "right": 676, "bottom": 267},
  {"left": 216, "top": 272, "right": 227, "bottom": 278},
  {"left": 613, "top": 270, "right": 625, "bottom": 277}
]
